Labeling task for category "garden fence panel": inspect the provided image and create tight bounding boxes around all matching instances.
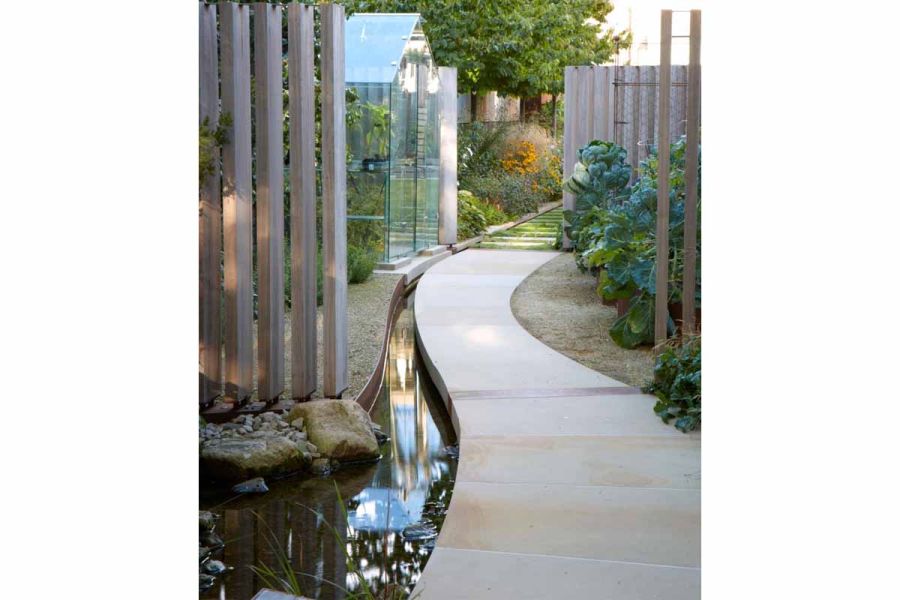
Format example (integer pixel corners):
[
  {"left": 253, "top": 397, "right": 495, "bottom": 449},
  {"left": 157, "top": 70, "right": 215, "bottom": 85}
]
[
  {"left": 288, "top": 3, "right": 318, "bottom": 400},
  {"left": 199, "top": 2, "right": 348, "bottom": 409},
  {"left": 563, "top": 65, "right": 688, "bottom": 174},
  {"left": 220, "top": 2, "right": 254, "bottom": 403},
  {"left": 254, "top": 3, "right": 285, "bottom": 402},
  {"left": 199, "top": 3, "right": 221, "bottom": 405}
]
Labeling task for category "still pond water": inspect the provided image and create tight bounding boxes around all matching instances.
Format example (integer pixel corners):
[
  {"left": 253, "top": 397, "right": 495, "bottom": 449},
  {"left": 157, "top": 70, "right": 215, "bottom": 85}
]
[{"left": 200, "top": 300, "right": 457, "bottom": 599}]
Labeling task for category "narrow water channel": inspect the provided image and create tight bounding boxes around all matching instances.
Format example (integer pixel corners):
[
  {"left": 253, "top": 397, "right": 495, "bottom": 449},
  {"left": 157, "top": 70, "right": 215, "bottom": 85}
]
[{"left": 200, "top": 295, "right": 457, "bottom": 599}]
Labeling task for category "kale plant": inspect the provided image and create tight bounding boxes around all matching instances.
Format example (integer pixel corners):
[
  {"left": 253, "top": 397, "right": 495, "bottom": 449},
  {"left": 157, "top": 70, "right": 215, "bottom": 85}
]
[{"left": 644, "top": 335, "right": 701, "bottom": 432}]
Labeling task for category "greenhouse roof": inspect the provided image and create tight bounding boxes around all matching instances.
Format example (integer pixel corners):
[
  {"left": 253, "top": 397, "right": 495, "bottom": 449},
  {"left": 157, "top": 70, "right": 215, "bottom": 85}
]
[{"left": 345, "top": 13, "right": 426, "bottom": 84}]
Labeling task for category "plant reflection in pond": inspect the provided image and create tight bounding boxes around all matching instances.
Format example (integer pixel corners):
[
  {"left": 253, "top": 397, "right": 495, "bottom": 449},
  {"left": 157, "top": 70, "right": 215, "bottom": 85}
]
[{"left": 199, "top": 298, "right": 456, "bottom": 599}]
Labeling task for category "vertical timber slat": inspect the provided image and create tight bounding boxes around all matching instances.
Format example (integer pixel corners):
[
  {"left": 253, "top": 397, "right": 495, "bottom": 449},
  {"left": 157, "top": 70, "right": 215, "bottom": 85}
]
[
  {"left": 199, "top": 3, "right": 221, "bottom": 404},
  {"left": 607, "top": 65, "right": 617, "bottom": 142},
  {"left": 321, "top": 3, "right": 348, "bottom": 398},
  {"left": 682, "top": 10, "right": 701, "bottom": 333},
  {"left": 592, "top": 67, "right": 607, "bottom": 141},
  {"left": 221, "top": 2, "right": 253, "bottom": 402},
  {"left": 641, "top": 66, "right": 656, "bottom": 165},
  {"left": 671, "top": 66, "right": 688, "bottom": 142},
  {"left": 288, "top": 3, "right": 317, "bottom": 399},
  {"left": 561, "top": 66, "right": 576, "bottom": 249},
  {"left": 582, "top": 67, "right": 595, "bottom": 144},
  {"left": 438, "top": 67, "right": 458, "bottom": 245},
  {"left": 654, "top": 10, "right": 673, "bottom": 345},
  {"left": 623, "top": 66, "right": 638, "bottom": 180},
  {"left": 254, "top": 3, "right": 285, "bottom": 401}
]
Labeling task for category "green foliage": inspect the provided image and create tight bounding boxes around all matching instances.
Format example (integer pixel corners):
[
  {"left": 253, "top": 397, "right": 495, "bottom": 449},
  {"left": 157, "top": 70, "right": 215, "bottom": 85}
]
[
  {"left": 458, "top": 121, "right": 510, "bottom": 180},
  {"left": 343, "top": 0, "right": 626, "bottom": 97},
  {"left": 470, "top": 194, "right": 509, "bottom": 226},
  {"left": 347, "top": 172, "right": 387, "bottom": 259},
  {"left": 564, "top": 136, "right": 701, "bottom": 348},
  {"left": 457, "top": 190, "right": 488, "bottom": 240},
  {"left": 198, "top": 113, "right": 232, "bottom": 184},
  {"left": 348, "top": 245, "right": 376, "bottom": 284},
  {"left": 317, "top": 252, "right": 324, "bottom": 306},
  {"left": 643, "top": 336, "right": 701, "bottom": 432},
  {"left": 361, "top": 101, "right": 390, "bottom": 159},
  {"left": 463, "top": 172, "right": 542, "bottom": 218}
]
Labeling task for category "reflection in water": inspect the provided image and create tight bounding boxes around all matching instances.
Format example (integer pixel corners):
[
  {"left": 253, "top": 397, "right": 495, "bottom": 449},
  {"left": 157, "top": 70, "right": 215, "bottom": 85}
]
[{"left": 200, "top": 298, "right": 456, "bottom": 599}]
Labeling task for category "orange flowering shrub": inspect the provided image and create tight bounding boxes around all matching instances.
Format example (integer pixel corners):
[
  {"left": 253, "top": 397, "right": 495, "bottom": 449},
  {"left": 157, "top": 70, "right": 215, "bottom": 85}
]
[{"left": 501, "top": 140, "right": 540, "bottom": 175}]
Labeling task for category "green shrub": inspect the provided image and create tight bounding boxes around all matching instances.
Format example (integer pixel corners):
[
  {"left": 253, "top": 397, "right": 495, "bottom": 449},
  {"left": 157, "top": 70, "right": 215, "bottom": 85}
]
[
  {"left": 462, "top": 172, "right": 542, "bottom": 218},
  {"left": 469, "top": 194, "right": 509, "bottom": 226},
  {"left": 458, "top": 121, "right": 510, "bottom": 180},
  {"left": 347, "top": 245, "right": 376, "bottom": 284},
  {"left": 457, "top": 190, "right": 488, "bottom": 240},
  {"left": 643, "top": 336, "right": 701, "bottom": 432},
  {"left": 317, "top": 252, "right": 323, "bottom": 305},
  {"left": 199, "top": 113, "right": 232, "bottom": 184}
]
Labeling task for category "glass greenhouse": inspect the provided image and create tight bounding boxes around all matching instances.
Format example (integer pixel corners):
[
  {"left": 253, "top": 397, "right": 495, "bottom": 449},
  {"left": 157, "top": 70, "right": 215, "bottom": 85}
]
[{"left": 345, "top": 14, "right": 441, "bottom": 264}]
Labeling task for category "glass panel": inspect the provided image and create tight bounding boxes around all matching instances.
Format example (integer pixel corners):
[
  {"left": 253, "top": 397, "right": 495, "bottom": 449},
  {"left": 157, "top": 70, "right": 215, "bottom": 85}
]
[
  {"left": 347, "top": 82, "right": 390, "bottom": 262},
  {"left": 345, "top": 13, "right": 442, "bottom": 262},
  {"left": 419, "top": 64, "right": 441, "bottom": 250},
  {"left": 345, "top": 14, "right": 420, "bottom": 84},
  {"left": 388, "top": 64, "right": 417, "bottom": 260}
]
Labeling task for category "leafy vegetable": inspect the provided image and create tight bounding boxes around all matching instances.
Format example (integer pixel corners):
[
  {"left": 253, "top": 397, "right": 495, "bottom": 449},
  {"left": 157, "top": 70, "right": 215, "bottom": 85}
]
[
  {"left": 562, "top": 135, "right": 701, "bottom": 348},
  {"left": 643, "top": 336, "right": 701, "bottom": 432}
]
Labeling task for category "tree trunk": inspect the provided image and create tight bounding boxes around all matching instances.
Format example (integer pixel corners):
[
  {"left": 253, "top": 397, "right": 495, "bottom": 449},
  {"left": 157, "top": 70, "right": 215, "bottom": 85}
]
[{"left": 551, "top": 94, "right": 558, "bottom": 138}]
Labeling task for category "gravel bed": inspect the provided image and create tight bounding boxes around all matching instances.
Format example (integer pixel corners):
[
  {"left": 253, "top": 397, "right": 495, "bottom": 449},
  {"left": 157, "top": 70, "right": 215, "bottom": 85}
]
[
  {"left": 241, "top": 273, "right": 402, "bottom": 402},
  {"left": 510, "top": 253, "right": 655, "bottom": 388}
]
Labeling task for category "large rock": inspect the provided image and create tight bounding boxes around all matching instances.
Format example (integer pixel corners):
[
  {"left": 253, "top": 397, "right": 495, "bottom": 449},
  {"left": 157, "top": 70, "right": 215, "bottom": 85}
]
[
  {"left": 286, "top": 400, "right": 379, "bottom": 461},
  {"left": 200, "top": 434, "right": 304, "bottom": 482}
]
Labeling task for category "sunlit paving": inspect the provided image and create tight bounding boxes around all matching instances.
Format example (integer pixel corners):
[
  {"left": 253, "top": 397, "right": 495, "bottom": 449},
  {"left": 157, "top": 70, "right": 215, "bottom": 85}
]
[{"left": 196, "top": 2, "right": 701, "bottom": 599}]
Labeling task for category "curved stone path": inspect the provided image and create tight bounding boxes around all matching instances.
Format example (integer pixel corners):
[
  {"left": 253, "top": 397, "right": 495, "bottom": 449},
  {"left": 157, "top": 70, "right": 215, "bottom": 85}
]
[{"left": 412, "top": 249, "right": 700, "bottom": 599}]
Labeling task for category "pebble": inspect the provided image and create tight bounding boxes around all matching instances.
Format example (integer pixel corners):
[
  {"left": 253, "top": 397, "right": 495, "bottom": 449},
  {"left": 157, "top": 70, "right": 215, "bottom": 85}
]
[
  {"left": 199, "top": 511, "right": 218, "bottom": 532},
  {"left": 201, "top": 531, "right": 224, "bottom": 548},
  {"left": 199, "top": 574, "right": 216, "bottom": 591},
  {"left": 222, "top": 423, "right": 242, "bottom": 431},
  {"left": 202, "top": 559, "right": 228, "bottom": 575},
  {"left": 291, "top": 418, "right": 304, "bottom": 430},
  {"left": 232, "top": 477, "right": 269, "bottom": 494},
  {"left": 310, "top": 458, "right": 331, "bottom": 476}
]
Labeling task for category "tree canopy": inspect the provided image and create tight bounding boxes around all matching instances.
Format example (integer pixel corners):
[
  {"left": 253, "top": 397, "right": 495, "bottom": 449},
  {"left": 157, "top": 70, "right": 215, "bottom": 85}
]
[{"left": 342, "top": 0, "right": 630, "bottom": 97}]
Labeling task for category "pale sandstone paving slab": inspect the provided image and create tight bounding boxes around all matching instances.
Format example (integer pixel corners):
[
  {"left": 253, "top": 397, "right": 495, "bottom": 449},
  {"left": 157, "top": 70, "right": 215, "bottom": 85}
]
[
  {"left": 411, "top": 250, "right": 701, "bottom": 598},
  {"left": 414, "top": 547, "right": 700, "bottom": 600},
  {"left": 437, "top": 481, "right": 700, "bottom": 567},
  {"left": 456, "top": 435, "right": 701, "bottom": 489},
  {"left": 452, "top": 393, "right": 683, "bottom": 437}
]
